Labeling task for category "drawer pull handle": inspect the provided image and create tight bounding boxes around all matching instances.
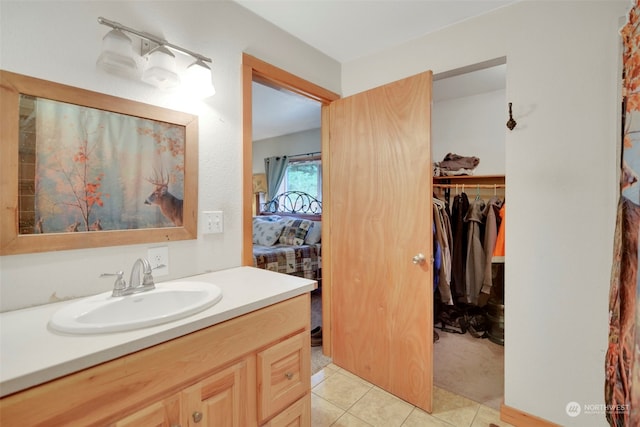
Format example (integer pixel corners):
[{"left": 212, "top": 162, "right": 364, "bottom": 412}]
[
  {"left": 192, "top": 411, "right": 203, "bottom": 423},
  {"left": 285, "top": 372, "right": 294, "bottom": 380}
]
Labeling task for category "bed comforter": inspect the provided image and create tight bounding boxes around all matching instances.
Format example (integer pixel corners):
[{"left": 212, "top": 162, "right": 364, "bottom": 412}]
[{"left": 253, "top": 243, "right": 321, "bottom": 281}]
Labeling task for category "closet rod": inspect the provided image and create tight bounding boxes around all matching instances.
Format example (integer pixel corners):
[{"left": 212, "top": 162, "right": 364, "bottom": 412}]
[{"left": 433, "top": 184, "right": 505, "bottom": 188}]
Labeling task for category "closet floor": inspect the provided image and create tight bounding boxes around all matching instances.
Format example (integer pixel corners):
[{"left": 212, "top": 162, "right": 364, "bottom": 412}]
[
  {"left": 311, "top": 363, "right": 513, "bottom": 427},
  {"left": 434, "top": 330, "right": 504, "bottom": 411}
]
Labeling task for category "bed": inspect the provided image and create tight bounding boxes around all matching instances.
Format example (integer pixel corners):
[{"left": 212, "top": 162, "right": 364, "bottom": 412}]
[{"left": 252, "top": 191, "right": 322, "bottom": 283}]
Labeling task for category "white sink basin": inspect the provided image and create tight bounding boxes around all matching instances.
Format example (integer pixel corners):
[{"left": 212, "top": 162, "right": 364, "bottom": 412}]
[{"left": 49, "top": 281, "right": 223, "bottom": 334}]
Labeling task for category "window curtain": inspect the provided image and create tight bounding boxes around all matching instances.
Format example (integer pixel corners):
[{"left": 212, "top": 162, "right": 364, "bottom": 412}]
[
  {"left": 264, "top": 156, "right": 288, "bottom": 200},
  {"left": 605, "top": 2, "right": 640, "bottom": 425}
]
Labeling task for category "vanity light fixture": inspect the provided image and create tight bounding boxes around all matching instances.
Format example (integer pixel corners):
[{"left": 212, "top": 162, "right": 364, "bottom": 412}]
[
  {"left": 97, "top": 16, "right": 215, "bottom": 96},
  {"left": 96, "top": 28, "right": 139, "bottom": 78},
  {"left": 142, "top": 46, "right": 180, "bottom": 90},
  {"left": 184, "top": 59, "right": 216, "bottom": 97}
]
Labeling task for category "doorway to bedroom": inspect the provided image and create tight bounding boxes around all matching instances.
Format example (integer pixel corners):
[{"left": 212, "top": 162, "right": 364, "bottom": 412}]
[
  {"left": 252, "top": 80, "right": 325, "bottom": 360},
  {"left": 242, "top": 54, "right": 339, "bottom": 372}
]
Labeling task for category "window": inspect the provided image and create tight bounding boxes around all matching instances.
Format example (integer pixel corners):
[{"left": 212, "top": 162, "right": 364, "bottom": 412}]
[{"left": 277, "top": 158, "right": 322, "bottom": 201}]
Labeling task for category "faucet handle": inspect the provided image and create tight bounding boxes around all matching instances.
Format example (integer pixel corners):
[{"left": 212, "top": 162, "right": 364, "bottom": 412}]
[
  {"left": 142, "top": 272, "right": 155, "bottom": 287},
  {"left": 141, "top": 258, "right": 156, "bottom": 287},
  {"left": 100, "top": 271, "right": 127, "bottom": 296}
]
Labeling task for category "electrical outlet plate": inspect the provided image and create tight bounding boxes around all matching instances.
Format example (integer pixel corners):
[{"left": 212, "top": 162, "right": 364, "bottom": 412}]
[{"left": 147, "top": 246, "right": 169, "bottom": 277}]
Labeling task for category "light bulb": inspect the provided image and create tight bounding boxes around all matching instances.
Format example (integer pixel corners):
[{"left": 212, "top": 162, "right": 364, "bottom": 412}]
[
  {"left": 142, "top": 46, "right": 180, "bottom": 89},
  {"left": 184, "top": 59, "right": 215, "bottom": 97}
]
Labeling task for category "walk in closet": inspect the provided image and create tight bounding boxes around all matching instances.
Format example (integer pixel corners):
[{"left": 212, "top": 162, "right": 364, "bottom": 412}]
[{"left": 431, "top": 60, "right": 507, "bottom": 410}]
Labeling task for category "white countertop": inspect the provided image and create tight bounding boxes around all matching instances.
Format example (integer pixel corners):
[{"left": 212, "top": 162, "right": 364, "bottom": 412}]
[{"left": 0, "top": 266, "right": 316, "bottom": 398}]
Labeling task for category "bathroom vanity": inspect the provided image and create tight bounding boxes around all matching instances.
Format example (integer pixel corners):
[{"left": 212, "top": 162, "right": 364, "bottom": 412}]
[{"left": 0, "top": 267, "right": 316, "bottom": 426}]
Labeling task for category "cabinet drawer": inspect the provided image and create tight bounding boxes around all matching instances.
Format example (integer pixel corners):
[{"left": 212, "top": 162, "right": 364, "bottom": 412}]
[
  {"left": 112, "top": 394, "right": 181, "bottom": 427},
  {"left": 263, "top": 394, "right": 310, "bottom": 427},
  {"left": 257, "top": 332, "right": 310, "bottom": 423}
]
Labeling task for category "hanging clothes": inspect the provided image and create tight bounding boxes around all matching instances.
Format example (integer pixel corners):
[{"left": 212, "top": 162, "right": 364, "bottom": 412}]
[
  {"left": 464, "top": 197, "right": 486, "bottom": 305},
  {"left": 480, "top": 196, "right": 504, "bottom": 299},
  {"left": 493, "top": 203, "right": 506, "bottom": 257},
  {"left": 450, "top": 193, "right": 469, "bottom": 301},
  {"left": 433, "top": 198, "right": 453, "bottom": 305},
  {"left": 433, "top": 221, "right": 442, "bottom": 292}
]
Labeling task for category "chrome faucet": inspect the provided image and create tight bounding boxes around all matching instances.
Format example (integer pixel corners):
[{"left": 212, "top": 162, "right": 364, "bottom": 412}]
[
  {"left": 101, "top": 258, "right": 156, "bottom": 297},
  {"left": 128, "top": 258, "right": 156, "bottom": 293}
]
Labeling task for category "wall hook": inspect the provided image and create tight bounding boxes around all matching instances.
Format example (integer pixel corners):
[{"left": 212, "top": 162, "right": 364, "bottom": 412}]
[{"left": 506, "top": 102, "right": 517, "bottom": 130}]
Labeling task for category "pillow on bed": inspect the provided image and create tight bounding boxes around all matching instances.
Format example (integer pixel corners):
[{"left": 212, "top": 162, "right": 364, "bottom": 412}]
[
  {"left": 304, "top": 221, "right": 322, "bottom": 244},
  {"left": 253, "top": 217, "right": 285, "bottom": 246},
  {"left": 279, "top": 218, "right": 313, "bottom": 245},
  {"left": 255, "top": 215, "right": 281, "bottom": 222}
]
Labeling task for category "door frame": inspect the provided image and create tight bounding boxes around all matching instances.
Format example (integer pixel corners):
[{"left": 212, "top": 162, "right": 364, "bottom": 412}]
[{"left": 241, "top": 53, "right": 340, "bottom": 354}]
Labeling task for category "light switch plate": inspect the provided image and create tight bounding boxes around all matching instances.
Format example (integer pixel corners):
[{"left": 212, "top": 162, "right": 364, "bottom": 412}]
[{"left": 203, "top": 211, "right": 223, "bottom": 234}]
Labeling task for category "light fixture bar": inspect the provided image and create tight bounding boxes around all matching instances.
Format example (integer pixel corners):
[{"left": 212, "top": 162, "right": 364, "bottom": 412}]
[{"left": 97, "top": 16, "right": 211, "bottom": 64}]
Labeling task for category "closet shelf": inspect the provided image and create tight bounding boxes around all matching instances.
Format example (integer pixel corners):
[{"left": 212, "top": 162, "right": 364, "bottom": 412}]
[{"left": 433, "top": 174, "right": 505, "bottom": 185}]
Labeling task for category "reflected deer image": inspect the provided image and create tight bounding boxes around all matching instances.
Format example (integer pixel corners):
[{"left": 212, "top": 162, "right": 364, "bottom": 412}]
[
  {"left": 66, "top": 221, "right": 80, "bottom": 232},
  {"left": 90, "top": 219, "right": 103, "bottom": 231},
  {"left": 35, "top": 217, "right": 44, "bottom": 234},
  {"left": 145, "top": 170, "right": 184, "bottom": 226}
]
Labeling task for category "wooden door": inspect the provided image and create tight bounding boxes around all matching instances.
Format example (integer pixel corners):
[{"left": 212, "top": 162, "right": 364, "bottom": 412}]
[{"left": 328, "top": 71, "right": 433, "bottom": 411}]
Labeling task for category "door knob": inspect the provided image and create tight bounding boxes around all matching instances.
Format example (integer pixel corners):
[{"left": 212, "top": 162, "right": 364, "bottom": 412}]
[{"left": 412, "top": 253, "right": 426, "bottom": 265}]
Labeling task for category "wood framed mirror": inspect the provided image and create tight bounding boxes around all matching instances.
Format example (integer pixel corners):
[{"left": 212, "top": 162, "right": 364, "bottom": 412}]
[{"left": 0, "top": 70, "right": 199, "bottom": 255}]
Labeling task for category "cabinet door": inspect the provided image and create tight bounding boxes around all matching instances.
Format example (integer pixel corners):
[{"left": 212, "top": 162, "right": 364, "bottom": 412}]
[
  {"left": 257, "top": 332, "right": 310, "bottom": 423},
  {"left": 112, "top": 395, "right": 181, "bottom": 427},
  {"left": 183, "top": 359, "right": 251, "bottom": 427},
  {"left": 263, "top": 395, "right": 310, "bottom": 427}
]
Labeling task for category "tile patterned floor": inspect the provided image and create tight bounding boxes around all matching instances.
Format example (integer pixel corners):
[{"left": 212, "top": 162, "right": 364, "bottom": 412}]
[{"left": 311, "top": 363, "right": 515, "bottom": 427}]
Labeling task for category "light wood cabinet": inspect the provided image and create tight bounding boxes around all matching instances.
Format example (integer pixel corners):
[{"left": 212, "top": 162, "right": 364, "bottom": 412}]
[
  {"left": 181, "top": 358, "right": 251, "bottom": 427},
  {"left": 257, "top": 333, "right": 309, "bottom": 423},
  {"left": 113, "top": 395, "right": 181, "bottom": 427},
  {"left": 0, "top": 294, "right": 311, "bottom": 427},
  {"left": 264, "top": 396, "right": 311, "bottom": 427}
]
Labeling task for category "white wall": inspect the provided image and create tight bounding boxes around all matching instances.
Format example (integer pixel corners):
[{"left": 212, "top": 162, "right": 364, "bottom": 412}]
[
  {"left": 432, "top": 89, "right": 506, "bottom": 175},
  {"left": 252, "top": 128, "right": 321, "bottom": 174},
  {"left": 0, "top": 1, "right": 340, "bottom": 311},
  {"left": 0, "top": 1, "right": 628, "bottom": 423},
  {"left": 343, "top": 1, "right": 626, "bottom": 425}
]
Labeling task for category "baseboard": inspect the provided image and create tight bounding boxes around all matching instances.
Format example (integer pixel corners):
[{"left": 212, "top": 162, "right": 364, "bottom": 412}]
[{"left": 501, "top": 403, "right": 562, "bottom": 427}]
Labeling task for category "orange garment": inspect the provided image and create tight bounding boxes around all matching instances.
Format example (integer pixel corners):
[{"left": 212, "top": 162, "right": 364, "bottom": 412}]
[{"left": 493, "top": 204, "right": 506, "bottom": 256}]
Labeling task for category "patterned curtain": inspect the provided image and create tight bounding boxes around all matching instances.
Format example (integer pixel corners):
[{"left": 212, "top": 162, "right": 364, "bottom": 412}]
[{"left": 605, "top": 2, "right": 640, "bottom": 425}]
